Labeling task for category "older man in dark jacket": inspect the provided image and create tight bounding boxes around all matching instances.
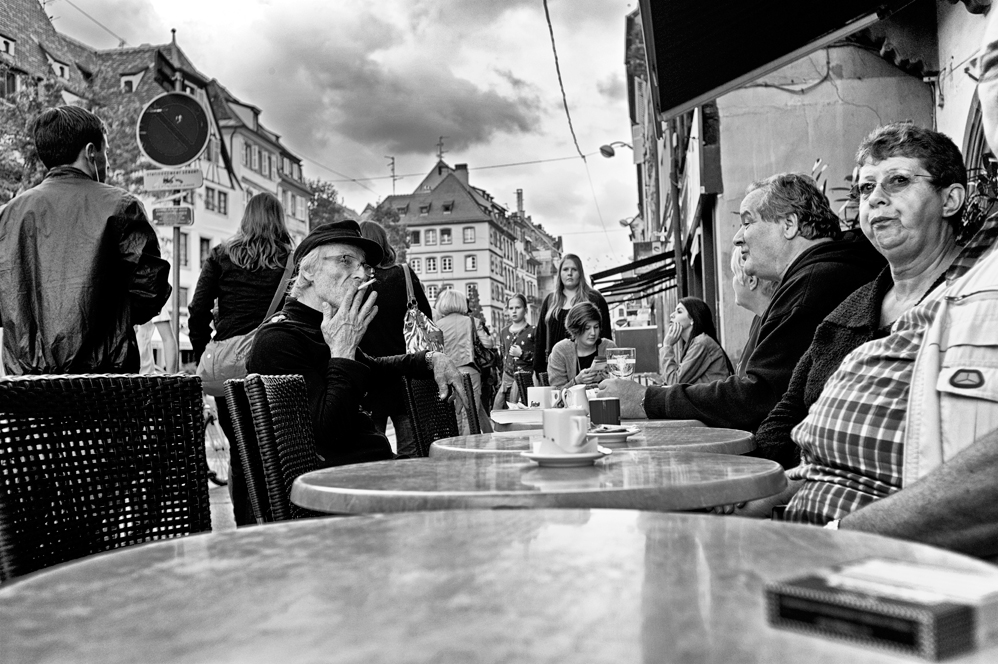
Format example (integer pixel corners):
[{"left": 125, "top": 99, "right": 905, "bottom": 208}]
[{"left": 0, "top": 106, "right": 171, "bottom": 374}]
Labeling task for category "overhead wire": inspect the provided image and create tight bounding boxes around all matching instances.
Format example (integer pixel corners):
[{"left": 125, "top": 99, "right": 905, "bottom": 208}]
[{"left": 57, "top": 0, "right": 128, "bottom": 46}]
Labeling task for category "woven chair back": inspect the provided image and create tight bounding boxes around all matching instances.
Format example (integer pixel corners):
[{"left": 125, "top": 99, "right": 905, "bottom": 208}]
[
  {"left": 513, "top": 371, "right": 534, "bottom": 405},
  {"left": 223, "top": 379, "right": 271, "bottom": 523},
  {"left": 538, "top": 372, "right": 550, "bottom": 387},
  {"left": 461, "top": 373, "right": 481, "bottom": 434},
  {"left": 243, "top": 374, "right": 321, "bottom": 521},
  {"left": 0, "top": 374, "right": 211, "bottom": 581},
  {"left": 402, "top": 377, "right": 459, "bottom": 456}
]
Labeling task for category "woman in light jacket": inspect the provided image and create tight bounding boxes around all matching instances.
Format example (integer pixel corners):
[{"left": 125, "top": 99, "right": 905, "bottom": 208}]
[
  {"left": 547, "top": 302, "right": 616, "bottom": 389},
  {"left": 434, "top": 289, "right": 494, "bottom": 434},
  {"left": 661, "top": 297, "right": 733, "bottom": 385}
]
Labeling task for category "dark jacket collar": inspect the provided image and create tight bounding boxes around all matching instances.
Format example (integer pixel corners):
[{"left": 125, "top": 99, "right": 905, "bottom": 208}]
[{"left": 44, "top": 166, "right": 95, "bottom": 181}]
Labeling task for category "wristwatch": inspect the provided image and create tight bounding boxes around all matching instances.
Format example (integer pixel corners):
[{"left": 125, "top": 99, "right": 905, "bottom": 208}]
[{"left": 824, "top": 519, "right": 841, "bottom": 530}]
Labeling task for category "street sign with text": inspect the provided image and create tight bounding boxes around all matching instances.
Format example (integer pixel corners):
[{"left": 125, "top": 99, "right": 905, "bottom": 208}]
[
  {"left": 152, "top": 204, "right": 195, "bottom": 227},
  {"left": 144, "top": 168, "right": 203, "bottom": 191}
]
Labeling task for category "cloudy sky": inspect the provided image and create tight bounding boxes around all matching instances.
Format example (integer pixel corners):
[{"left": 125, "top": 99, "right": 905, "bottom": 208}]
[{"left": 51, "top": 0, "right": 639, "bottom": 273}]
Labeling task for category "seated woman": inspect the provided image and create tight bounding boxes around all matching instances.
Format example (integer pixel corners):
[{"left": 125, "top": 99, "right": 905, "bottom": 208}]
[
  {"left": 547, "top": 302, "right": 616, "bottom": 389},
  {"left": 661, "top": 297, "right": 733, "bottom": 385}
]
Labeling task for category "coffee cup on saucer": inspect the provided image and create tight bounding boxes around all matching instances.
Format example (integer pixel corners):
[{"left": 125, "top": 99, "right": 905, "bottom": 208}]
[
  {"left": 536, "top": 408, "right": 594, "bottom": 455},
  {"left": 527, "top": 386, "right": 557, "bottom": 409}
]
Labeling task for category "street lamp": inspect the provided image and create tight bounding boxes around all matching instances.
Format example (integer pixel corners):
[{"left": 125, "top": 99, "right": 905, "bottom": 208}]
[{"left": 599, "top": 141, "right": 632, "bottom": 158}]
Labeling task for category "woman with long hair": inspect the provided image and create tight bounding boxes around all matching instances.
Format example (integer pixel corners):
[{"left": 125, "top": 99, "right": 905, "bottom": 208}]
[
  {"left": 434, "top": 288, "right": 494, "bottom": 435},
  {"left": 358, "top": 220, "right": 433, "bottom": 457},
  {"left": 188, "top": 191, "right": 293, "bottom": 526},
  {"left": 532, "top": 254, "right": 612, "bottom": 376},
  {"left": 547, "top": 302, "right": 616, "bottom": 389},
  {"left": 661, "top": 297, "right": 733, "bottom": 385}
]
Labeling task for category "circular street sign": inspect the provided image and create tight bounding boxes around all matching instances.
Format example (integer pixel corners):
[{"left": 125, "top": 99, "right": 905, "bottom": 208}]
[{"left": 136, "top": 92, "right": 211, "bottom": 168}]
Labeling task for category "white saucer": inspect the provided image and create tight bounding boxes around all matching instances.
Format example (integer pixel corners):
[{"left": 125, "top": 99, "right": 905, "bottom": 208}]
[
  {"left": 520, "top": 447, "right": 612, "bottom": 467},
  {"left": 586, "top": 426, "right": 640, "bottom": 444}
]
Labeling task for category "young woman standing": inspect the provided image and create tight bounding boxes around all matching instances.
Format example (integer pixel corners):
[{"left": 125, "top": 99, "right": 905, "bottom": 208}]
[{"left": 492, "top": 293, "right": 535, "bottom": 410}]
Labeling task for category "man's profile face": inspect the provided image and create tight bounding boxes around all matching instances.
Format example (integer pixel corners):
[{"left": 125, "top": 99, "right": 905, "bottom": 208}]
[
  {"left": 311, "top": 243, "right": 369, "bottom": 309},
  {"left": 733, "top": 188, "right": 786, "bottom": 282}
]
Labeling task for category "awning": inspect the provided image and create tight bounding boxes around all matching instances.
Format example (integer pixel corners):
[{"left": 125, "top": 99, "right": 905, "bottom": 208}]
[
  {"left": 591, "top": 252, "right": 676, "bottom": 305},
  {"left": 638, "top": 0, "right": 915, "bottom": 121}
]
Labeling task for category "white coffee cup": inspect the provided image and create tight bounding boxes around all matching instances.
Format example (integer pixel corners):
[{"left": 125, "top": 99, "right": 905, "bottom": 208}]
[
  {"left": 561, "top": 384, "right": 589, "bottom": 414},
  {"left": 527, "top": 386, "right": 557, "bottom": 409},
  {"left": 538, "top": 408, "right": 594, "bottom": 455}
]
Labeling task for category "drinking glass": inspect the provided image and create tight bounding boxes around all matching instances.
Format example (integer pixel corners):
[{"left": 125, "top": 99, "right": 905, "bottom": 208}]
[{"left": 606, "top": 348, "right": 636, "bottom": 380}]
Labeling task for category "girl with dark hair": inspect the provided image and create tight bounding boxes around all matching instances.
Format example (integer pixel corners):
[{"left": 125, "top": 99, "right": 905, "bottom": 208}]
[
  {"left": 357, "top": 220, "right": 433, "bottom": 456},
  {"left": 661, "top": 297, "right": 733, "bottom": 385},
  {"left": 547, "top": 302, "right": 616, "bottom": 389},
  {"left": 492, "top": 293, "right": 535, "bottom": 410},
  {"left": 188, "top": 191, "right": 294, "bottom": 526},
  {"left": 532, "top": 254, "right": 612, "bottom": 376}
]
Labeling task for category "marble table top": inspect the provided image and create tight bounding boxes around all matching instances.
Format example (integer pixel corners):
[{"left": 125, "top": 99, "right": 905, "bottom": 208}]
[
  {"left": 430, "top": 424, "right": 753, "bottom": 459},
  {"left": 3, "top": 510, "right": 996, "bottom": 664},
  {"left": 493, "top": 416, "right": 704, "bottom": 433},
  {"left": 289, "top": 451, "right": 786, "bottom": 514}
]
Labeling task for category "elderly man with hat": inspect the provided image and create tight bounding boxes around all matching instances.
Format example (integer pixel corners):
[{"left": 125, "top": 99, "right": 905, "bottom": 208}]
[{"left": 247, "top": 220, "right": 464, "bottom": 467}]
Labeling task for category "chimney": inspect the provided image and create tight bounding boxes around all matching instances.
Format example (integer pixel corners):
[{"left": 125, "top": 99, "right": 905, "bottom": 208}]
[
  {"left": 516, "top": 189, "right": 524, "bottom": 218},
  {"left": 455, "top": 163, "right": 469, "bottom": 186}
]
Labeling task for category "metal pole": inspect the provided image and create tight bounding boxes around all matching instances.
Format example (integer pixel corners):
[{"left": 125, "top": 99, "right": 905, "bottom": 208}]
[
  {"left": 670, "top": 118, "right": 687, "bottom": 298},
  {"left": 169, "top": 69, "right": 183, "bottom": 373}
]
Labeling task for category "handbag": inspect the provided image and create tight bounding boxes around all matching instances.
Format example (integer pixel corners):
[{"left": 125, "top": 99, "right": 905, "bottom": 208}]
[
  {"left": 402, "top": 264, "right": 444, "bottom": 353},
  {"left": 470, "top": 316, "right": 502, "bottom": 410},
  {"left": 196, "top": 254, "right": 295, "bottom": 396}
]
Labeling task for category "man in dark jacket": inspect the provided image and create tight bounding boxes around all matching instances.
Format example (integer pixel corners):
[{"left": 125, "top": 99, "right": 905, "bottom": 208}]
[
  {"left": 599, "top": 173, "right": 886, "bottom": 432},
  {"left": 247, "top": 221, "right": 465, "bottom": 467},
  {"left": 0, "top": 106, "right": 171, "bottom": 375}
]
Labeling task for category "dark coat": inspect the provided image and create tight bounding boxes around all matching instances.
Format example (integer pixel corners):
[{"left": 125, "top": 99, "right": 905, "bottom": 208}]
[
  {"left": 751, "top": 268, "right": 893, "bottom": 468},
  {"left": 644, "top": 230, "right": 887, "bottom": 431},
  {"left": 359, "top": 263, "right": 432, "bottom": 358},
  {"left": 0, "top": 167, "right": 171, "bottom": 374},
  {"left": 247, "top": 299, "right": 433, "bottom": 467},
  {"left": 533, "top": 288, "right": 613, "bottom": 374}
]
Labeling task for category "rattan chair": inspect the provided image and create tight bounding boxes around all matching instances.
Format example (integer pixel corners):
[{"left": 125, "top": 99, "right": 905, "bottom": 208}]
[
  {"left": 461, "top": 373, "right": 481, "bottom": 435},
  {"left": 403, "top": 377, "right": 459, "bottom": 457},
  {"left": 538, "top": 372, "right": 550, "bottom": 387},
  {"left": 223, "top": 379, "right": 271, "bottom": 524},
  {"left": 243, "top": 374, "right": 322, "bottom": 521},
  {"left": 513, "top": 371, "right": 533, "bottom": 405},
  {"left": 0, "top": 374, "right": 212, "bottom": 581}
]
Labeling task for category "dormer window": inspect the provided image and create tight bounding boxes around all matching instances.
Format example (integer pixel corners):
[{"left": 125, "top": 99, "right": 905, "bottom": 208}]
[
  {"left": 396, "top": 204, "right": 409, "bottom": 216},
  {"left": 1, "top": 36, "right": 15, "bottom": 55},
  {"left": 419, "top": 203, "right": 430, "bottom": 215},
  {"left": 120, "top": 71, "right": 144, "bottom": 93},
  {"left": 442, "top": 201, "right": 454, "bottom": 214}
]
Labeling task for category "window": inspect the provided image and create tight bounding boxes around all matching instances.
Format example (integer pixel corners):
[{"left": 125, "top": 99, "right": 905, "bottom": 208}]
[
  {"left": 426, "top": 257, "right": 437, "bottom": 272},
  {"left": 218, "top": 191, "right": 228, "bottom": 216},
  {"left": 441, "top": 257, "right": 453, "bottom": 272},
  {"left": 179, "top": 232, "right": 189, "bottom": 267},
  {"left": 419, "top": 203, "right": 430, "bottom": 215},
  {"left": 293, "top": 163, "right": 301, "bottom": 180},
  {"left": 410, "top": 258, "right": 421, "bottom": 272},
  {"left": 204, "top": 187, "right": 216, "bottom": 212},
  {"left": 426, "top": 285, "right": 439, "bottom": 300},
  {"left": 243, "top": 144, "right": 252, "bottom": 167},
  {"left": 1, "top": 70, "right": 18, "bottom": 97},
  {"left": 252, "top": 146, "right": 259, "bottom": 170},
  {"left": 466, "top": 282, "right": 478, "bottom": 298},
  {"left": 425, "top": 229, "right": 437, "bottom": 245},
  {"left": 266, "top": 154, "right": 273, "bottom": 178},
  {"left": 465, "top": 255, "right": 477, "bottom": 271},
  {"left": 2, "top": 36, "right": 15, "bottom": 55},
  {"left": 442, "top": 200, "right": 454, "bottom": 214},
  {"left": 410, "top": 230, "right": 421, "bottom": 245},
  {"left": 463, "top": 227, "right": 475, "bottom": 243},
  {"left": 298, "top": 198, "right": 306, "bottom": 220},
  {"left": 122, "top": 79, "right": 133, "bottom": 93},
  {"left": 200, "top": 238, "right": 212, "bottom": 268},
  {"left": 290, "top": 194, "right": 297, "bottom": 219},
  {"left": 440, "top": 228, "right": 452, "bottom": 244}
]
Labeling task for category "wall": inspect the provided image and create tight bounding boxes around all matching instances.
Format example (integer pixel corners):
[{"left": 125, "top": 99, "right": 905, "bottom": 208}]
[
  {"left": 714, "top": 45, "right": 933, "bottom": 359},
  {"left": 935, "top": 3, "right": 988, "bottom": 151}
]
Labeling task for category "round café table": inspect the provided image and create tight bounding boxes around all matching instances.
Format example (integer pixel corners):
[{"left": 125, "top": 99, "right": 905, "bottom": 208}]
[
  {"left": 289, "top": 450, "right": 786, "bottom": 514},
  {"left": 3, "top": 510, "right": 996, "bottom": 664},
  {"left": 492, "top": 415, "right": 704, "bottom": 433},
  {"left": 430, "top": 424, "right": 753, "bottom": 459}
]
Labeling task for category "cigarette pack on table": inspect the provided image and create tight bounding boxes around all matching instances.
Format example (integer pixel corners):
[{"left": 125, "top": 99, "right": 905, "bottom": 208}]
[{"left": 765, "top": 558, "right": 998, "bottom": 661}]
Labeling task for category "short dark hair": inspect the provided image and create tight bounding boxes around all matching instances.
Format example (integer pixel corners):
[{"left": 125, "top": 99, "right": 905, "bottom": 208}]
[
  {"left": 856, "top": 122, "right": 966, "bottom": 225},
  {"left": 746, "top": 173, "right": 841, "bottom": 240},
  {"left": 32, "top": 106, "right": 106, "bottom": 169},
  {"left": 565, "top": 302, "right": 601, "bottom": 340}
]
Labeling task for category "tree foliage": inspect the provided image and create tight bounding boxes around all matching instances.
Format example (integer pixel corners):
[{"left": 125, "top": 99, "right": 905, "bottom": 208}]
[
  {"left": 307, "top": 178, "right": 349, "bottom": 230},
  {"left": 0, "top": 69, "right": 64, "bottom": 203},
  {"left": 368, "top": 200, "right": 408, "bottom": 263}
]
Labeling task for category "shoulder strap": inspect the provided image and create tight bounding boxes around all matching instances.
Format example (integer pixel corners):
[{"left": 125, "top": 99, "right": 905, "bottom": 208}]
[
  {"left": 264, "top": 251, "right": 295, "bottom": 321},
  {"left": 402, "top": 263, "right": 416, "bottom": 304}
]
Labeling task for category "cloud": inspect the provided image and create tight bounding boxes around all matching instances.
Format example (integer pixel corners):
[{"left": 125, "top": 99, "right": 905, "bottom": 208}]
[{"left": 597, "top": 74, "right": 625, "bottom": 100}]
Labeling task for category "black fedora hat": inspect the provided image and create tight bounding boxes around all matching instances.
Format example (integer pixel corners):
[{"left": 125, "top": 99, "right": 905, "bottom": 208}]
[{"left": 295, "top": 220, "right": 384, "bottom": 269}]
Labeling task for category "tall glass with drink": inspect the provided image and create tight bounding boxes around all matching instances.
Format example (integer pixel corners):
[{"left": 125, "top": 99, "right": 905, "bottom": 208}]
[{"left": 606, "top": 348, "right": 636, "bottom": 380}]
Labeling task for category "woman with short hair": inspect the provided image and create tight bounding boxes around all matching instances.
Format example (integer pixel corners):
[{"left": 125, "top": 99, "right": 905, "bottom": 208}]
[
  {"left": 435, "top": 289, "right": 494, "bottom": 434},
  {"left": 547, "top": 302, "right": 616, "bottom": 389},
  {"left": 661, "top": 297, "right": 733, "bottom": 385}
]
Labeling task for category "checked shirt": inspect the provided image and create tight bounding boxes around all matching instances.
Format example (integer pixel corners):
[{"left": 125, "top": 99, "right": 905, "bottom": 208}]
[{"left": 785, "top": 215, "right": 998, "bottom": 524}]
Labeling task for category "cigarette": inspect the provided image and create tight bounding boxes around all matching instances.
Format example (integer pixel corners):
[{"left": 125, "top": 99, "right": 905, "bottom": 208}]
[{"left": 358, "top": 278, "right": 376, "bottom": 289}]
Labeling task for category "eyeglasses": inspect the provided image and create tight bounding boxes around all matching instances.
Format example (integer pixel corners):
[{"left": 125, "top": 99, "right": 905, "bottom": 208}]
[
  {"left": 852, "top": 172, "right": 934, "bottom": 201},
  {"left": 323, "top": 254, "right": 374, "bottom": 275}
]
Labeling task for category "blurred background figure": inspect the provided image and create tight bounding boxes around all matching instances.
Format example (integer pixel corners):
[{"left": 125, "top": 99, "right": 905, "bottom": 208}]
[
  {"left": 533, "top": 254, "right": 612, "bottom": 376},
  {"left": 435, "top": 289, "right": 494, "bottom": 434},
  {"left": 661, "top": 297, "right": 733, "bottom": 385},
  {"left": 188, "top": 191, "right": 293, "bottom": 526},
  {"left": 547, "top": 302, "right": 616, "bottom": 389},
  {"left": 358, "top": 220, "right": 433, "bottom": 456},
  {"left": 493, "top": 293, "right": 535, "bottom": 410},
  {"left": 730, "top": 251, "right": 778, "bottom": 377}
]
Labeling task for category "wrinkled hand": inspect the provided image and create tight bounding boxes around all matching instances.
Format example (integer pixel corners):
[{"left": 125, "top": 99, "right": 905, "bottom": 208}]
[
  {"left": 664, "top": 321, "right": 682, "bottom": 347},
  {"left": 322, "top": 284, "right": 378, "bottom": 359},
  {"left": 597, "top": 378, "right": 648, "bottom": 419},
  {"left": 429, "top": 352, "right": 467, "bottom": 411}
]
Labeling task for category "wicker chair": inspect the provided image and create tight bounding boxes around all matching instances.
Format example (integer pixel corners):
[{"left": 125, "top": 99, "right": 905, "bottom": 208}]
[
  {"left": 513, "top": 371, "right": 534, "bottom": 405},
  {"left": 0, "top": 374, "right": 211, "bottom": 581},
  {"left": 223, "top": 379, "right": 271, "bottom": 524},
  {"left": 461, "top": 373, "right": 481, "bottom": 435},
  {"left": 403, "top": 377, "right": 459, "bottom": 457},
  {"left": 538, "top": 372, "right": 550, "bottom": 387},
  {"left": 243, "top": 374, "right": 322, "bottom": 521}
]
